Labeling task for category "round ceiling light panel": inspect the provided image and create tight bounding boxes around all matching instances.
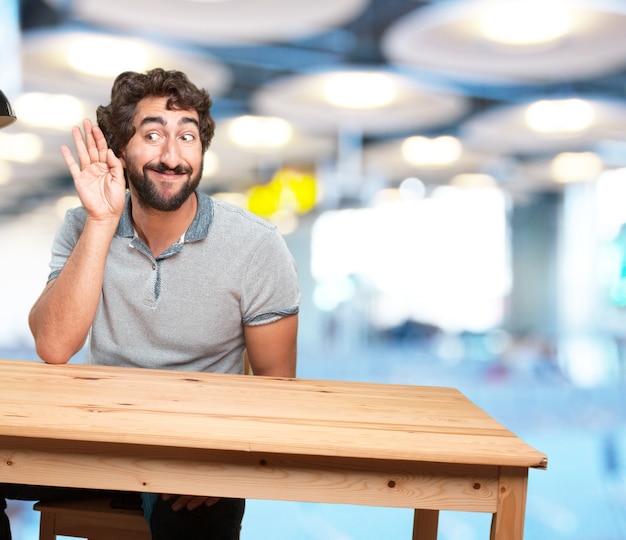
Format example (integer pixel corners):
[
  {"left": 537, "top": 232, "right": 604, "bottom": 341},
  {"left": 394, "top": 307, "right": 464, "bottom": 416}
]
[
  {"left": 63, "top": 0, "right": 369, "bottom": 45},
  {"left": 381, "top": 0, "right": 626, "bottom": 83},
  {"left": 251, "top": 68, "right": 469, "bottom": 135}
]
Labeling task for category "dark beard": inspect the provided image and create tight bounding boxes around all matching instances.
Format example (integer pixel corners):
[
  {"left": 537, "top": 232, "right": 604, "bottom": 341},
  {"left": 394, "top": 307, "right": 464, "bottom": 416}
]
[{"left": 127, "top": 159, "right": 202, "bottom": 212}]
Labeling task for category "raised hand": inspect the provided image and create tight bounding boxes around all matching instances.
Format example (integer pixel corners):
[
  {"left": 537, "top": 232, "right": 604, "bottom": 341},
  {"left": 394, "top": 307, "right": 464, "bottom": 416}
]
[{"left": 61, "top": 119, "right": 126, "bottom": 222}]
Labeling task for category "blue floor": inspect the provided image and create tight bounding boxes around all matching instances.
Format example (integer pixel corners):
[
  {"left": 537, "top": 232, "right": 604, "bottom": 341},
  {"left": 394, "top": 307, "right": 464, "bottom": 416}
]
[{"left": 2, "top": 342, "right": 625, "bottom": 539}]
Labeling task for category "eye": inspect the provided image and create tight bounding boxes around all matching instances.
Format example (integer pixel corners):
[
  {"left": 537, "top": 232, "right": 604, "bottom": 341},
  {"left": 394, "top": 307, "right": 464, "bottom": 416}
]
[
  {"left": 181, "top": 133, "right": 196, "bottom": 142},
  {"left": 145, "top": 132, "right": 161, "bottom": 142}
]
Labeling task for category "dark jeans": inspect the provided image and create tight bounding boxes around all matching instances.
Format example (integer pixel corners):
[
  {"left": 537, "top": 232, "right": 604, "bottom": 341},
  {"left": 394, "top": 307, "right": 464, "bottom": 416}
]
[{"left": 0, "top": 484, "right": 244, "bottom": 540}]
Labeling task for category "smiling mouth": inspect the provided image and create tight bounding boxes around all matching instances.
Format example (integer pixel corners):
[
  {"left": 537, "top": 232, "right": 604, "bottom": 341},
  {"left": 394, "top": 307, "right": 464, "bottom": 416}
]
[{"left": 148, "top": 164, "right": 192, "bottom": 176}]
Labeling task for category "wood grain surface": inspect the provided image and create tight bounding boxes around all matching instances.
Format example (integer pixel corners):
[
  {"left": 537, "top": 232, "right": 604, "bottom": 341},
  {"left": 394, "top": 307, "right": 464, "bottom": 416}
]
[{"left": 0, "top": 359, "right": 547, "bottom": 469}]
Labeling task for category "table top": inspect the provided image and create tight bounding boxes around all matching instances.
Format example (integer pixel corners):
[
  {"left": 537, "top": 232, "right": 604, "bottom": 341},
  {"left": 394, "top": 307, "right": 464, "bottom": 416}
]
[{"left": 0, "top": 359, "right": 547, "bottom": 470}]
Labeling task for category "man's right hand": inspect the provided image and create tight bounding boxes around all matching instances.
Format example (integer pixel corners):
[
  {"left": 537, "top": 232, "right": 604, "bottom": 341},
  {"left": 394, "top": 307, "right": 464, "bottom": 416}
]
[{"left": 61, "top": 118, "right": 126, "bottom": 222}]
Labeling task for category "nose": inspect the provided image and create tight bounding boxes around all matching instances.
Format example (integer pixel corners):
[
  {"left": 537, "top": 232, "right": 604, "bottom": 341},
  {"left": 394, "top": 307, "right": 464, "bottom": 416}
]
[{"left": 160, "top": 138, "right": 181, "bottom": 168}]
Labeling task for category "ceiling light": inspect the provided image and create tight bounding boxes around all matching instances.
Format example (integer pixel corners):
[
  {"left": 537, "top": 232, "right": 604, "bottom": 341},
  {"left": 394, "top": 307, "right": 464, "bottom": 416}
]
[
  {"left": 229, "top": 115, "right": 292, "bottom": 148},
  {"left": 480, "top": 1, "right": 571, "bottom": 46},
  {"left": 401, "top": 135, "right": 462, "bottom": 166},
  {"left": 450, "top": 173, "right": 496, "bottom": 189},
  {"left": 67, "top": 36, "right": 148, "bottom": 77},
  {"left": 526, "top": 98, "right": 594, "bottom": 134},
  {"left": 14, "top": 93, "right": 84, "bottom": 130},
  {"left": 551, "top": 152, "right": 603, "bottom": 183},
  {"left": 0, "top": 133, "right": 44, "bottom": 163},
  {"left": 323, "top": 72, "right": 396, "bottom": 109}
]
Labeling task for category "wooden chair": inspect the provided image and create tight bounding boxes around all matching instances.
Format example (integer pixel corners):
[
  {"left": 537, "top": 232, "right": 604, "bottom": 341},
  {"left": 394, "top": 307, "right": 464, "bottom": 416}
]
[
  {"left": 33, "top": 352, "right": 252, "bottom": 540},
  {"left": 34, "top": 497, "right": 150, "bottom": 540}
]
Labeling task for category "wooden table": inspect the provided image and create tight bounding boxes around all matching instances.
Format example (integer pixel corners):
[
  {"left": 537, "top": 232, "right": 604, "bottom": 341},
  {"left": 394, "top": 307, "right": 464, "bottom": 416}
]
[{"left": 0, "top": 359, "right": 546, "bottom": 539}]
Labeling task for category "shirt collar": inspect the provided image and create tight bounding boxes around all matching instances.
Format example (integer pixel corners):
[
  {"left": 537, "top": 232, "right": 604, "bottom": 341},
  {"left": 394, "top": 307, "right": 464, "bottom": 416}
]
[{"left": 116, "top": 189, "right": 214, "bottom": 242}]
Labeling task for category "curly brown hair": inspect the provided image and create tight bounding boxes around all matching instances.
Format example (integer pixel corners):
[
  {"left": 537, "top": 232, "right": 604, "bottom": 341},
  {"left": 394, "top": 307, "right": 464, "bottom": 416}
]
[{"left": 96, "top": 68, "right": 215, "bottom": 156}]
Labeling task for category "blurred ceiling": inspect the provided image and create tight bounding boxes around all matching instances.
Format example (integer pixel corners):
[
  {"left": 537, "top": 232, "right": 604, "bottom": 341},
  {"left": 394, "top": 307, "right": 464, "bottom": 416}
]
[{"left": 2, "top": 0, "right": 626, "bottom": 220}]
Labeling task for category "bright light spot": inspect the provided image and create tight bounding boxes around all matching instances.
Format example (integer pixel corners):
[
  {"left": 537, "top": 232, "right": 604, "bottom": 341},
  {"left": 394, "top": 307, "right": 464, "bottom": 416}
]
[
  {"left": 268, "top": 209, "right": 299, "bottom": 235},
  {"left": 596, "top": 168, "right": 626, "bottom": 241},
  {"left": 202, "top": 150, "right": 219, "bottom": 178},
  {"left": 526, "top": 99, "right": 594, "bottom": 134},
  {"left": 229, "top": 116, "right": 292, "bottom": 148},
  {"left": 368, "top": 294, "right": 414, "bottom": 329},
  {"left": 0, "top": 161, "right": 11, "bottom": 185},
  {"left": 311, "top": 188, "right": 510, "bottom": 332},
  {"left": 0, "top": 132, "right": 43, "bottom": 163},
  {"left": 324, "top": 72, "right": 396, "bottom": 109},
  {"left": 15, "top": 93, "right": 84, "bottom": 130},
  {"left": 247, "top": 184, "right": 278, "bottom": 216},
  {"left": 271, "top": 168, "right": 317, "bottom": 214},
  {"left": 401, "top": 135, "right": 462, "bottom": 166},
  {"left": 247, "top": 168, "right": 318, "bottom": 218},
  {"left": 551, "top": 152, "right": 603, "bottom": 183},
  {"left": 451, "top": 173, "right": 496, "bottom": 189},
  {"left": 54, "top": 195, "right": 81, "bottom": 221},
  {"left": 399, "top": 177, "right": 425, "bottom": 200},
  {"left": 372, "top": 188, "right": 403, "bottom": 206},
  {"left": 212, "top": 192, "right": 247, "bottom": 209},
  {"left": 559, "top": 335, "right": 620, "bottom": 387},
  {"left": 313, "top": 277, "right": 356, "bottom": 312},
  {"left": 480, "top": 1, "right": 571, "bottom": 45},
  {"left": 67, "top": 36, "right": 148, "bottom": 77}
]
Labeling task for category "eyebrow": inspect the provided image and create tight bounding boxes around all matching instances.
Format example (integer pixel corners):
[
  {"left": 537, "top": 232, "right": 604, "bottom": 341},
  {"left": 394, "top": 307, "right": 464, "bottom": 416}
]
[{"left": 139, "top": 116, "right": 200, "bottom": 128}]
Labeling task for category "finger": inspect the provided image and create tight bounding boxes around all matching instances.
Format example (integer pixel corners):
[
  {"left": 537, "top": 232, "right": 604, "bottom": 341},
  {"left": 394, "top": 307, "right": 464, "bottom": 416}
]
[
  {"left": 61, "top": 144, "right": 81, "bottom": 181},
  {"left": 163, "top": 494, "right": 220, "bottom": 512},
  {"left": 92, "top": 124, "right": 110, "bottom": 163},
  {"left": 170, "top": 495, "right": 192, "bottom": 512},
  {"left": 71, "top": 125, "right": 91, "bottom": 170},
  {"left": 83, "top": 119, "right": 99, "bottom": 164},
  {"left": 183, "top": 497, "right": 202, "bottom": 511},
  {"left": 185, "top": 496, "right": 219, "bottom": 511}
]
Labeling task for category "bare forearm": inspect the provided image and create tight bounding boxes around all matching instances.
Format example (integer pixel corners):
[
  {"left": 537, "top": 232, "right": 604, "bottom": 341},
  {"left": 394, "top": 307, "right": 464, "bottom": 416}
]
[{"left": 29, "top": 218, "right": 118, "bottom": 364}]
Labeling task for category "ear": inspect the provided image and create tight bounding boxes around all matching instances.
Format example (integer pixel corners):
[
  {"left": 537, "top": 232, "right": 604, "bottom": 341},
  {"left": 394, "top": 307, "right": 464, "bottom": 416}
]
[{"left": 118, "top": 151, "right": 127, "bottom": 168}]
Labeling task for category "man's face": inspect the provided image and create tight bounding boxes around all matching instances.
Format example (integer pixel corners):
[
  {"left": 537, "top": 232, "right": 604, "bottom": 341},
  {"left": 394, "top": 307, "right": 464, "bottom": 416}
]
[{"left": 121, "top": 96, "right": 204, "bottom": 212}]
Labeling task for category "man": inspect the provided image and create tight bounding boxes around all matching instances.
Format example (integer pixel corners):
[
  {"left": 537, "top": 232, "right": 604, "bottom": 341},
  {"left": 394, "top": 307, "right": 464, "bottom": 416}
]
[{"left": 1, "top": 68, "right": 300, "bottom": 539}]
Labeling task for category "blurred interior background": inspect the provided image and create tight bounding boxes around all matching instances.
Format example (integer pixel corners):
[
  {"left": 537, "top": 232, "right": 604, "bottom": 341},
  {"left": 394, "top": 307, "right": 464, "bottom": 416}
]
[{"left": 1, "top": 0, "right": 626, "bottom": 538}]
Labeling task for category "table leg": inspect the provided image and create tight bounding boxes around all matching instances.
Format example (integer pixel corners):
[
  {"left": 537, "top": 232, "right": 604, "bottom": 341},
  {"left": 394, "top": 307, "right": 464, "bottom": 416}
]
[
  {"left": 412, "top": 509, "right": 439, "bottom": 540},
  {"left": 490, "top": 466, "right": 528, "bottom": 540}
]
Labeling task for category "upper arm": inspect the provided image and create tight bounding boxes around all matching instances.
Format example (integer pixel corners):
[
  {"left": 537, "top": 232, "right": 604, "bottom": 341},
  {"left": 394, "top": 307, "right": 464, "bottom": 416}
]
[{"left": 244, "top": 315, "right": 298, "bottom": 378}]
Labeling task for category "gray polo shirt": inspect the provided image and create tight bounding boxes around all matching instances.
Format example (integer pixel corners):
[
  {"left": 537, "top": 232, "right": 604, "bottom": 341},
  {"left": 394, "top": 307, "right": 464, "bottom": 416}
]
[{"left": 48, "top": 190, "right": 300, "bottom": 373}]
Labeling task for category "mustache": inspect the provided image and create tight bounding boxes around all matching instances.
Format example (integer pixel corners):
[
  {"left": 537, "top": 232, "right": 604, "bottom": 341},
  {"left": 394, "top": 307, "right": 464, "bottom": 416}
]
[{"left": 146, "top": 163, "right": 192, "bottom": 175}]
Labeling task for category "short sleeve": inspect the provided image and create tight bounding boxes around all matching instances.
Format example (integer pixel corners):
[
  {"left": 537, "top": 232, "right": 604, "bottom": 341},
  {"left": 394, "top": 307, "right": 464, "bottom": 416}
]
[
  {"left": 48, "top": 207, "right": 87, "bottom": 281},
  {"left": 240, "top": 227, "right": 300, "bottom": 326}
]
